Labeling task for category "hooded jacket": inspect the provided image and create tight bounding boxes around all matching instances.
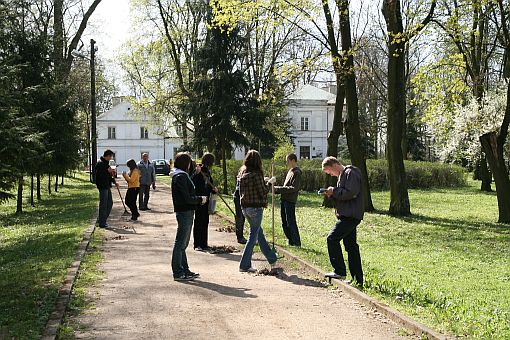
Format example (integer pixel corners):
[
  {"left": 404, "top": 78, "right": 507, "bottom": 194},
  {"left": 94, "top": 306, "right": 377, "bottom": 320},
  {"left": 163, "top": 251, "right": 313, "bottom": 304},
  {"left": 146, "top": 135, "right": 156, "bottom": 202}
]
[{"left": 172, "top": 168, "right": 202, "bottom": 212}]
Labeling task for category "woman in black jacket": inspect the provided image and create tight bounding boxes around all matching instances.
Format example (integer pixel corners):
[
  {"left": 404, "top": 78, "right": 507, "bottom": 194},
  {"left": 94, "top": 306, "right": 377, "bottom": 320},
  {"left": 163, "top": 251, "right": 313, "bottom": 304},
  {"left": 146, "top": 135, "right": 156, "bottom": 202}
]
[
  {"left": 171, "top": 152, "right": 207, "bottom": 281},
  {"left": 192, "top": 153, "right": 218, "bottom": 251}
]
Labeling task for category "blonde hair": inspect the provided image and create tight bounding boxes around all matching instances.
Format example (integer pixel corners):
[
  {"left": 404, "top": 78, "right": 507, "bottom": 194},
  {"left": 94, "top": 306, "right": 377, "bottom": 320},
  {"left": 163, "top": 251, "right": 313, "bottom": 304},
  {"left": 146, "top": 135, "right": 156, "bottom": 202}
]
[{"left": 321, "top": 156, "right": 341, "bottom": 169}]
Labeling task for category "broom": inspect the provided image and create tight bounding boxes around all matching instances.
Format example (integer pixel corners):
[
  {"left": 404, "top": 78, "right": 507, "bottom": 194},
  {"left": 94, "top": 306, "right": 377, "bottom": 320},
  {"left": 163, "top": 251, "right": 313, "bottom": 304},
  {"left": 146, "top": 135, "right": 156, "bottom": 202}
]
[{"left": 115, "top": 185, "right": 130, "bottom": 215}]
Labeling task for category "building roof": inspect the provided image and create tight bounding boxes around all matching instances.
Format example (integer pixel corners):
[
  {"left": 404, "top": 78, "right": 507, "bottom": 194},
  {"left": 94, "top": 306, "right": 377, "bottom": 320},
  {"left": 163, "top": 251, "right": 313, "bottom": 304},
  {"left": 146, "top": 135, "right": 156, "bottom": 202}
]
[{"left": 288, "top": 84, "right": 336, "bottom": 101}]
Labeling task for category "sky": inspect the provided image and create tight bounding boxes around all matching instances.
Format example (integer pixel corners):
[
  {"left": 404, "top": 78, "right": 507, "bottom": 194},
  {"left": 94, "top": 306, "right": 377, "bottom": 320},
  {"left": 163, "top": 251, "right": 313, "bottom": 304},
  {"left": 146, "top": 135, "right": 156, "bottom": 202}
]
[{"left": 82, "top": 0, "right": 134, "bottom": 94}]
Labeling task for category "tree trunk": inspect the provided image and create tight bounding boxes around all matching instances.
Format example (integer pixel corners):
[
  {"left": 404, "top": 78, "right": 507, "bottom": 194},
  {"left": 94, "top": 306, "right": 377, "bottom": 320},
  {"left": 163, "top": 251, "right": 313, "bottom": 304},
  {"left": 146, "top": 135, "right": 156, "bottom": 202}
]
[
  {"left": 55, "top": 174, "right": 58, "bottom": 192},
  {"left": 221, "top": 141, "right": 228, "bottom": 195},
  {"left": 383, "top": 0, "right": 411, "bottom": 216},
  {"left": 480, "top": 154, "right": 493, "bottom": 191},
  {"left": 30, "top": 175, "right": 34, "bottom": 207},
  {"left": 16, "top": 176, "right": 23, "bottom": 214},
  {"left": 480, "top": 132, "right": 510, "bottom": 223},
  {"left": 338, "top": 0, "right": 375, "bottom": 212},
  {"left": 61, "top": 174, "right": 64, "bottom": 187},
  {"left": 53, "top": 0, "right": 64, "bottom": 80},
  {"left": 36, "top": 174, "right": 41, "bottom": 200},
  {"left": 48, "top": 175, "right": 51, "bottom": 195}
]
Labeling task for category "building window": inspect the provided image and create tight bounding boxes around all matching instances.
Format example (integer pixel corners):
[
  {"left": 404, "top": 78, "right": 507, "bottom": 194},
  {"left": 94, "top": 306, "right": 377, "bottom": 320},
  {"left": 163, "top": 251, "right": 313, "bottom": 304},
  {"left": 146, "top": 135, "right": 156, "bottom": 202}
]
[
  {"left": 300, "top": 117, "right": 309, "bottom": 131},
  {"left": 107, "top": 127, "right": 116, "bottom": 139},
  {"left": 300, "top": 146, "right": 310, "bottom": 159},
  {"left": 140, "top": 126, "right": 149, "bottom": 139}
]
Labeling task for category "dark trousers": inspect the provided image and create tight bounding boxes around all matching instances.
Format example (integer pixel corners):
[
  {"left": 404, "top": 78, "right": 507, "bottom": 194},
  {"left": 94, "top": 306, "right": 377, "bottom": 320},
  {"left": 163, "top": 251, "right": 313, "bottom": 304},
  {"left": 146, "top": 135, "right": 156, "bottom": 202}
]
[
  {"left": 125, "top": 187, "right": 139, "bottom": 220},
  {"left": 97, "top": 188, "right": 113, "bottom": 226},
  {"left": 327, "top": 216, "right": 363, "bottom": 284},
  {"left": 280, "top": 200, "right": 301, "bottom": 246},
  {"left": 234, "top": 194, "right": 245, "bottom": 239},
  {"left": 138, "top": 184, "right": 150, "bottom": 209},
  {"left": 193, "top": 204, "right": 209, "bottom": 248},
  {"left": 172, "top": 210, "right": 194, "bottom": 277}
]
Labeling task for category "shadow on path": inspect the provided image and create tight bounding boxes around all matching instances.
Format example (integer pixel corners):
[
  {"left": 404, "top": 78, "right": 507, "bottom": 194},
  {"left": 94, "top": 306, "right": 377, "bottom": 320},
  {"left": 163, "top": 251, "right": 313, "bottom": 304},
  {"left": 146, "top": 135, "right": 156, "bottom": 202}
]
[{"left": 185, "top": 280, "right": 257, "bottom": 299}]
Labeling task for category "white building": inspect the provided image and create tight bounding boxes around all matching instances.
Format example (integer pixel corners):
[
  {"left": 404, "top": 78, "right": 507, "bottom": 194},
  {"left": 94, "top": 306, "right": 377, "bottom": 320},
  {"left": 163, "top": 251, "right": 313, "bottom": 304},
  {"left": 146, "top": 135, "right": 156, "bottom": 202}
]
[
  {"left": 97, "top": 97, "right": 184, "bottom": 172},
  {"left": 287, "top": 84, "right": 340, "bottom": 159}
]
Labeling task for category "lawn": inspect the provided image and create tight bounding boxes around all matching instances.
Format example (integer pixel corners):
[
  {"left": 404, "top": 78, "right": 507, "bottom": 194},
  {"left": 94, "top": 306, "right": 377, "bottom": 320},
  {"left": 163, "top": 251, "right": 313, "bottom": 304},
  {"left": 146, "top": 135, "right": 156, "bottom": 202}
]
[
  {"left": 215, "top": 178, "right": 509, "bottom": 339},
  {"left": 0, "top": 173, "right": 97, "bottom": 339}
]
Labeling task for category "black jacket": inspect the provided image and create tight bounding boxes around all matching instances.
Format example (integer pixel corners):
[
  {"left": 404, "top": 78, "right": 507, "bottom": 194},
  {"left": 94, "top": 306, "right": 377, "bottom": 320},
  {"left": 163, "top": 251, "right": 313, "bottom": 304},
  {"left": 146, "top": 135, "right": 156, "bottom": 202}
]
[
  {"left": 95, "top": 157, "right": 116, "bottom": 190},
  {"left": 333, "top": 165, "right": 364, "bottom": 220},
  {"left": 275, "top": 167, "right": 301, "bottom": 203},
  {"left": 172, "top": 169, "right": 202, "bottom": 212},
  {"left": 192, "top": 166, "right": 214, "bottom": 197}
]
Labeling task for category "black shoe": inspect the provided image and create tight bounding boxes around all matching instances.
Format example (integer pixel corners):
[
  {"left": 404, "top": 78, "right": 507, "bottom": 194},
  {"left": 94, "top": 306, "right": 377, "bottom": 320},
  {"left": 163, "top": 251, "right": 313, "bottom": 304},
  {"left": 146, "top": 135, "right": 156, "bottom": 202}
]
[
  {"left": 237, "top": 237, "right": 247, "bottom": 244},
  {"left": 98, "top": 224, "right": 109, "bottom": 229},
  {"left": 136, "top": 212, "right": 141, "bottom": 218},
  {"left": 174, "top": 274, "right": 195, "bottom": 281},
  {"left": 185, "top": 271, "right": 200, "bottom": 278},
  {"left": 145, "top": 207, "right": 151, "bottom": 210},
  {"left": 130, "top": 217, "right": 138, "bottom": 221}
]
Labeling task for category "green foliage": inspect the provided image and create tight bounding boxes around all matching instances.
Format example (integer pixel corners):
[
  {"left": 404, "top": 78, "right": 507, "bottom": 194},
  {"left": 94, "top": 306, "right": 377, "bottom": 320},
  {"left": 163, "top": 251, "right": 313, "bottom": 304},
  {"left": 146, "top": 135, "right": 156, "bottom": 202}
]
[
  {"left": 0, "top": 174, "right": 97, "bottom": 339},
  {"left": 215, "top": 179, "right": 508, "bottom": 339},
  {"left": 216, "top": 159, "right": 467, "bottom": 193}
]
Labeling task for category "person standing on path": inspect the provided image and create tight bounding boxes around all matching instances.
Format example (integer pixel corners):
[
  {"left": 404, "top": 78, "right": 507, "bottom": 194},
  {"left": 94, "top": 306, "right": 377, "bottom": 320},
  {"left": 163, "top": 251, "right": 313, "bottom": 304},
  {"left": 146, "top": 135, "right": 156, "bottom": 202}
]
[
  {"left": 321, "top": 156, "right": 364, "bottom": 286},
  {"left": 192, "top": 153, "right": 218, "bottom": 251},
  {"left": 122, "top": 159, "right": 141, "bottom": 222},
  {"left": 137, "top": 153, "right": 156, "bottom": 211},
  {"left": 274, "top": 153, "right": 302, "bottom": 247},
  {"left": 238, "top": 150, "right": 278, "bottom": 273},
  {"left": 95, "top": 149, "right": 119, "bottom": 229},
  {"left": 171, "top": 152, "right": 208, "bottom": 281},
  {"left": 233, "top": 176, "right": 247, "bottom": 244}
]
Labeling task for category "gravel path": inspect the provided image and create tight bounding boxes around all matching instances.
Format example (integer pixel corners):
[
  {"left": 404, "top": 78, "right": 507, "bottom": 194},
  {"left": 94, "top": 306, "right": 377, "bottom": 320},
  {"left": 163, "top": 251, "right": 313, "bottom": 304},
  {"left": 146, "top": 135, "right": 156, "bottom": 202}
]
[{"left": 71, "top": 182, "right": 408, "bottom": 339}]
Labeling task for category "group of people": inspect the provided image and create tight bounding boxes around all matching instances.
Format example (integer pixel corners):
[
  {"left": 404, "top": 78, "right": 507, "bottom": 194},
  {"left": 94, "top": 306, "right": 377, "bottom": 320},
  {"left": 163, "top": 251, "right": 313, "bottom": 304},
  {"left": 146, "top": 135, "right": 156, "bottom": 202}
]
[
  {"left": 94, "top": 148, "right": 365, "bottom": 286},
  {"left": 94, "top": 150, "right": 157, "bottom": 227}
]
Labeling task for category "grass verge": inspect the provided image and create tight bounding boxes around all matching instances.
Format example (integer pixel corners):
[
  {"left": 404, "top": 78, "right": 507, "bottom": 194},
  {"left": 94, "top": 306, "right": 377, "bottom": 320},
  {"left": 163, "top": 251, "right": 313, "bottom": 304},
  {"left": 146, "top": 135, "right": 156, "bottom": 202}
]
[
  {"left": 215, "top": 178, "right": 509, "bottom": 339},
  {"left": 0, "top": 173, "right": 97, "bottom": 339}
]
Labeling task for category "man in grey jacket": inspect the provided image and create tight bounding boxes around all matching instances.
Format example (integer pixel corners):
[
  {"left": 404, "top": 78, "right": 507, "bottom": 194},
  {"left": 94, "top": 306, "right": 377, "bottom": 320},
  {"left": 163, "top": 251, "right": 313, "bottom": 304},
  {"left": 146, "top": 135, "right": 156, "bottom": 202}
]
[
  {"left": 274, "top": 153, "right": 302, "bottom": 246},
  {"left": 137, "top": 153, "right": 156, "bottom": 211},
  {"left": 321, "top": 156, "right": 364, "bottom": 286}
]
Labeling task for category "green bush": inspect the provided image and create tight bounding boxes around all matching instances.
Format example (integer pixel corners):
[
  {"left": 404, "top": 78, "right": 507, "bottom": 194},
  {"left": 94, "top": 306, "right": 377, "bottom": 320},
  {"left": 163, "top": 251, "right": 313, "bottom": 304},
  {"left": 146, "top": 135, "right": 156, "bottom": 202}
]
[{"left": 216, "top": 159, "right": 467, "bottom": 193}]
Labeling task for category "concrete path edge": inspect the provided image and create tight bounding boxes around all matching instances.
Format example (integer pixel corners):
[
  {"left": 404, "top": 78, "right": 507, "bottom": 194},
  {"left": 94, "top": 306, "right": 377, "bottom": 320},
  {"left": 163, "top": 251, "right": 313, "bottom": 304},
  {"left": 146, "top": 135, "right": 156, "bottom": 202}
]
[
  {"left": 41, "top": 212, "right": 98, "bottom": 340},
  {"left": 214, "top": 211, "right": 449, "bottom": 340}
]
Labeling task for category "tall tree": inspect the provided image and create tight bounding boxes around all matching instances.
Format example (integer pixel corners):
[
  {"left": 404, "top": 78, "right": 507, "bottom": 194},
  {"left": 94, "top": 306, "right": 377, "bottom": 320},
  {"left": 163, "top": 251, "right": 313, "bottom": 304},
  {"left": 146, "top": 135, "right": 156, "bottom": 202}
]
[{"left": 382, "top": 0, "right": 436, "bottom": 216}]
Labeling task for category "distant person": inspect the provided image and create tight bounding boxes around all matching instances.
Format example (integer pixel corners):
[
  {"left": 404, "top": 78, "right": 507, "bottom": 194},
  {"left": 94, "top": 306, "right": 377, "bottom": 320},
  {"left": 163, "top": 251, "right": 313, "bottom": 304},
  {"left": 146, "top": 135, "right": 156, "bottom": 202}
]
[
  {"left": 122, "top": 159, "right": 141, "bottom": 222},
  {"left": 171, "top": 152, "right": 208, "bottom": 281},
  {"left": 274, "top": 153, "right": 302, "bottom": 247},
  {"left": 138, "top": 153, "right": 156, "bottom": 211},
  {"left": 233, "top": 176, "right": 247, "bottom": 244},
  {"left": 320, "top": 156, "right": 364, "bottom": 286},
  {"left": 192, "top": 153, "right": 218, "bottom": 251},
  {"left": 238, "top": 150, "right": 278, "bottom": 273},
  {"left": 95, "top": 149, "right": 119, "bottom": 228}
]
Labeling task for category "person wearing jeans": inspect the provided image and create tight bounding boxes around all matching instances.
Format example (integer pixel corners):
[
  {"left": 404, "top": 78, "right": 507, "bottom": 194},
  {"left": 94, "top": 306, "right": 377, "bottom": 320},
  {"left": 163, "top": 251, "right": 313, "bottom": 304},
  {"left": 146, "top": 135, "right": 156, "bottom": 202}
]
[
  {"left": 321, "top": 156, "right": 364, "bottom": 286},
  {"left": 171, "top": 152, "right": 207, "bottom": 281},
  {"left": 95, "top": 149, "right": 118, "bottom": 228},
  {"left": 275, "top": 153, "right": 302, "bottom": 247},
  {"left": 237, "top": 150, "right": 278, "bottom": 273}
]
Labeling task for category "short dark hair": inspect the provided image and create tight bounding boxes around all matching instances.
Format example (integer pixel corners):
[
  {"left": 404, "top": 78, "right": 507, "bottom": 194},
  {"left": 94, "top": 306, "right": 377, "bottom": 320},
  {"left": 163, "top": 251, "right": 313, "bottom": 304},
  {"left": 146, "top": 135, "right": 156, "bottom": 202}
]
[
  {"left": 286, "top": 153, "right": 298, "bottom": 162},
  {"left": 201, "top": 153, "right": 215, "bottom": 168},
  {"left": 174, "top": 152, "right": 192, "bottom": 172},
  {"left": 126, "top": 159, "right": 137, "bottom": 171},
  {"left": 103, "top": 149, "right": 114, "bottom": 157}
]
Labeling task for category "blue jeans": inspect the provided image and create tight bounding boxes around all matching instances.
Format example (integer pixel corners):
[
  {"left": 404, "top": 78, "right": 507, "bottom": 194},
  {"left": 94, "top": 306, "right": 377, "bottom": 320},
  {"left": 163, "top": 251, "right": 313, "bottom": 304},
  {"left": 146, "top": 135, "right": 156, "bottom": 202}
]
[
  {"left": 172, "top": 210, "right": 194, "bottom": 277},
  {"left": 240, "top": 207, "right": 277, "bottom": 270},
  {"left": 97, "top": 188, "right": 113, "bottom": 226},
  {"left": 280, "top": 200, "right": 301, "bottom": 246}
]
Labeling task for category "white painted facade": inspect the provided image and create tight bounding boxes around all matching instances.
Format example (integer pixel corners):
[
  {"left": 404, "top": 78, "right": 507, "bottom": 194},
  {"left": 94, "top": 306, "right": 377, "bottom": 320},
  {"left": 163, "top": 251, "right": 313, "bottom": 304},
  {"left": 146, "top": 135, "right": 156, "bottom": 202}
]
[
  {"left": 287, "top": 84, "right": 340, "bottom": 159},
  {"left": 97, "top": 98, "right": 184, "bottom": 173}
]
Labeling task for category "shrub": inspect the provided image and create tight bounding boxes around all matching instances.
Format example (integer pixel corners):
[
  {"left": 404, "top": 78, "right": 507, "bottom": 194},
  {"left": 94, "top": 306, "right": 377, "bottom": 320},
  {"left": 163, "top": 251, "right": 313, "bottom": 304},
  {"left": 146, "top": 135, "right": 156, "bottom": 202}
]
[{"left": 215, "top": 159, "right": 467, "bottom": 193}]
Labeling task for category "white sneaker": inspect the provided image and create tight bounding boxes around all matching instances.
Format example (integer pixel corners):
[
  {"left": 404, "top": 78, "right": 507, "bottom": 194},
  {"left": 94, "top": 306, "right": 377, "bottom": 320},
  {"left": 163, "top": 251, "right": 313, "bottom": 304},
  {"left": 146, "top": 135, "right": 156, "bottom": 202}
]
[{"left": 239, "top": 267, "right": 257, "bottom": 273}]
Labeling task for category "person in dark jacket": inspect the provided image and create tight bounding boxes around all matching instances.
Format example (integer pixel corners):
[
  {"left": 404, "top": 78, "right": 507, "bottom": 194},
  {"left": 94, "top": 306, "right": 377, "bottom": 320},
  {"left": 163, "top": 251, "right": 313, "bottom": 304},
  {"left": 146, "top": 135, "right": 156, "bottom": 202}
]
[
  {"left": 321, "top": 156, "right": 364, "bottom": 286},
  {"left": 238, "top": 150, "right": 278, "bottom": 273},
  {"left": 274, "top": 153, "right": 302, "bottom": 247},
  {"left": 233, "top": 177, "right": 247, "bottom": 244},
  {"left": 171, "top": 152, "right": 208, "bottom": 281},
  {"left": 137, "top": 153, "right": 156, "bottom": 211},
  {"left": 192, "top": 153, "right": 218, "bottom": 251},
  {"left": 95, "top": 150, "right": 119, "bottom": 228}
]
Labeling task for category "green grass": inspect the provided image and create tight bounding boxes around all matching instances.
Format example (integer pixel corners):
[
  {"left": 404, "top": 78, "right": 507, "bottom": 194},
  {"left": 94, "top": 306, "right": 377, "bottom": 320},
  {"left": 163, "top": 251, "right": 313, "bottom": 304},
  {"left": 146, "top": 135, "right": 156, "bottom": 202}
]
[
  {"left": 57, "top": 229, "right": 105, "bottom": 340},
  {"left": 216, "top": 178, "right": 509, "bottom": 339},
  {"left": 0, "top": 173, "right": 97, "bottom": 339}
]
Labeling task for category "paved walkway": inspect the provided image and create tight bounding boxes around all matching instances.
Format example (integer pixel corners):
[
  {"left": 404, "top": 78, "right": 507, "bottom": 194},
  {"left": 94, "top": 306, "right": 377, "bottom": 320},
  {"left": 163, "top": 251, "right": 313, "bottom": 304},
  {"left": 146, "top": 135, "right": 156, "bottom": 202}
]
[{"left": 72, "top": 182, "right": 407, "bottom": 339}]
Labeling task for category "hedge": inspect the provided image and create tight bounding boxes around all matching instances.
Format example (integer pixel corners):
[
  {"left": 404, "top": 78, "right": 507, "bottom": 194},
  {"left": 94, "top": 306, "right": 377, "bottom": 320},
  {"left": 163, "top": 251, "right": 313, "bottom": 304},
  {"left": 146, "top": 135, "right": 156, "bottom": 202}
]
[{"left": 216, "top": 159, "right": 467, "bottom": 193}]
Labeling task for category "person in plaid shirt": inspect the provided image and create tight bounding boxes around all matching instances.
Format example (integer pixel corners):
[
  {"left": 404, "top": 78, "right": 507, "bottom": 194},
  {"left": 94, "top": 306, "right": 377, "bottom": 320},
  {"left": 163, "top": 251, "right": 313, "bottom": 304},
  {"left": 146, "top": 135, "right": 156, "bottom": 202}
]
[{"left": 238, "top": 150, "right": 278, "bottom": 273}]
